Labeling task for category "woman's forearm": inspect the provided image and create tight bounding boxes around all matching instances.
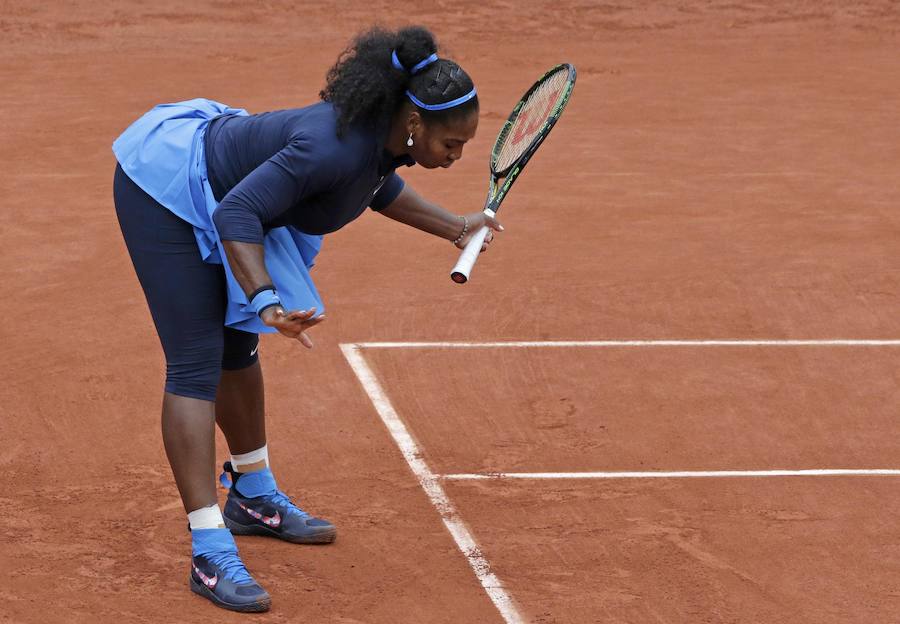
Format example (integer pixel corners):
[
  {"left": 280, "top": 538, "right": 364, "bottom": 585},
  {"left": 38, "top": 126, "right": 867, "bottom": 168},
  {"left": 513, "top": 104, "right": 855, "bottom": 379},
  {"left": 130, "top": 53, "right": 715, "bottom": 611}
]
[
  {"left": 221, "top": 240, "right": 273, "bottom": 296},
  {"left": 379, "top": 184, "right": 466, "bottom": 241}
]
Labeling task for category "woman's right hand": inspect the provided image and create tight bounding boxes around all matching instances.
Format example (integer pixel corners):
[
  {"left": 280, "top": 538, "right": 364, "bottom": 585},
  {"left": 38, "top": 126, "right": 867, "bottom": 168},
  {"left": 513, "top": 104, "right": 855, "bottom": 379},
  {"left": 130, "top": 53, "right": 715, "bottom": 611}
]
[{"left": 260, "top": 306, "right": 325, "bottom": 348}]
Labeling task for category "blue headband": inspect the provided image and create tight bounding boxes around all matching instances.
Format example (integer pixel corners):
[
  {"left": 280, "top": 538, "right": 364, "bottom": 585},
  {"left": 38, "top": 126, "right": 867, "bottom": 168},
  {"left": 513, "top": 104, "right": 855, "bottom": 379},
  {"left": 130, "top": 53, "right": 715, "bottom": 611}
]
[
  {"left": 391, "top": 50, "right": 438, "bottom": 75},
  {"left": 406, "top": 87, "right": 478, "bottom": 111}
]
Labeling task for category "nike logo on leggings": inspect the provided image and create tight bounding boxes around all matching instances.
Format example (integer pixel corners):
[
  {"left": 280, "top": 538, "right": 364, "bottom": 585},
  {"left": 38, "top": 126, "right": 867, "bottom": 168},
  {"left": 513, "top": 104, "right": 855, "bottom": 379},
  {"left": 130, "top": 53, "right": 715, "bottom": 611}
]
[{"left": 250, "top": 344, "right": 259, "bottom": 357}]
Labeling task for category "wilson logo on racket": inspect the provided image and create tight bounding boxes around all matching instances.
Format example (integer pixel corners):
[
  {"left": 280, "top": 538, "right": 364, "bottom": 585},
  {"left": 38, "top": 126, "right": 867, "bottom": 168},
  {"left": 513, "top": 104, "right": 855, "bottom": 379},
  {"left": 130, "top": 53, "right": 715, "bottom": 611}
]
[{"left": 510, "top": 89, "right": 563, "bottom": 146}]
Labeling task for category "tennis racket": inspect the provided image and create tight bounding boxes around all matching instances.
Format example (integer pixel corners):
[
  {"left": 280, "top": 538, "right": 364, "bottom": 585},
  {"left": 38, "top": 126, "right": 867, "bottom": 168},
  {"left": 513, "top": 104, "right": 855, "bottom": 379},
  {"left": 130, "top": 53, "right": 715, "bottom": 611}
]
[{"left": 450, "top": 63, "right": 577, "bottom": 283}]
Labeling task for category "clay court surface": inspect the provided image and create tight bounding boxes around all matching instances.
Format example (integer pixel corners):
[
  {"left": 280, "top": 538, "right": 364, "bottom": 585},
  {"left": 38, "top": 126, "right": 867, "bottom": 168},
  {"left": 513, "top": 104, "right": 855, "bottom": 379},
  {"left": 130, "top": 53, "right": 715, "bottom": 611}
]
[{"left": 3, "top": 1, "right": 900, "bottom": 622}]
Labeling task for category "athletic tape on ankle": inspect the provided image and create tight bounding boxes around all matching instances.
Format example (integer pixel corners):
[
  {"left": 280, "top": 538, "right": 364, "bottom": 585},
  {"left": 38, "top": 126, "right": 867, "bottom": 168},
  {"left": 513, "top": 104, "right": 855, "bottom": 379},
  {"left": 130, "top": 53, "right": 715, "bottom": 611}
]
[
  {"left": 231, "top": 444, "right": 269, "bottom": 471},
  {"left": 188, "top": 504, "right": 225, "bottom": 530}
]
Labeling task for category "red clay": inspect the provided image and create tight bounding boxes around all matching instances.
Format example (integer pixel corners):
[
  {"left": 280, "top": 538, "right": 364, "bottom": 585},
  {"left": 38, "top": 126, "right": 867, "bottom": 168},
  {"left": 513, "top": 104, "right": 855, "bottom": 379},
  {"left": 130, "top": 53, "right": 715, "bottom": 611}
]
[{"left": 2, "top": 1, "right": 900, "bottom": 622}]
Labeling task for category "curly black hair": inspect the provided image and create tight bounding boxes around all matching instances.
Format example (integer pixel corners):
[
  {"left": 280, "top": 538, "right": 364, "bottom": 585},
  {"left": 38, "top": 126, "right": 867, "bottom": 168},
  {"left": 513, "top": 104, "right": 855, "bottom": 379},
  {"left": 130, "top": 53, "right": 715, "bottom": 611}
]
[{"left": 320, "top": 26, "right": 478, "bottom": 136}]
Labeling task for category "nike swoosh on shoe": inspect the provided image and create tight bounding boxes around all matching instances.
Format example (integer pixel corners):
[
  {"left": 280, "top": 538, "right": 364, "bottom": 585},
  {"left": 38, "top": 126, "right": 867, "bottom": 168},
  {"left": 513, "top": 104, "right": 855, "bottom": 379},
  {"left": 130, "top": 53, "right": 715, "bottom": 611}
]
[
  {"left": 238, "top": 502, "right": 281, "bottom": 528},
  {"left": 193, "top": 564, "right": 219, "bottom": 589}
]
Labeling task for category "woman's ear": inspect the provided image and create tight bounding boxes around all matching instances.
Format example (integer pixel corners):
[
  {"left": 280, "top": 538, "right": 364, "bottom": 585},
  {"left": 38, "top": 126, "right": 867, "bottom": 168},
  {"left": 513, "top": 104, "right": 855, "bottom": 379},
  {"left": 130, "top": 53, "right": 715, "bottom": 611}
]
[{"left": 406, "top": 110, "right": 423, "bottom": 136}]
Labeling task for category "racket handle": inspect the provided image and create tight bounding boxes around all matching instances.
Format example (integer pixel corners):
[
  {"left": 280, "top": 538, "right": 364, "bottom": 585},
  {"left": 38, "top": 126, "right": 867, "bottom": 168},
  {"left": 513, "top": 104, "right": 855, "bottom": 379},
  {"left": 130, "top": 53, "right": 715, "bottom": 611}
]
[{"left": 450, "top": 224, "right": 491, "bottom": 284}]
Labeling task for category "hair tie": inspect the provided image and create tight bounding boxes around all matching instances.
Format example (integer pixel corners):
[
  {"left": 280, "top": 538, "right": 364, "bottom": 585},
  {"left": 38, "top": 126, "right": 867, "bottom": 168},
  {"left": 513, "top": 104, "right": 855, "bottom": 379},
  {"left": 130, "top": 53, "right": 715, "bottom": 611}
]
[
  {"left": 391, "top": 50, "right": 405, "bottom": 72},
  {"left": 391, "top": 50, "right": 439, "bottom": 75},
  {"left": 410, "top": 53, "right": 438, "bottom": 74}
]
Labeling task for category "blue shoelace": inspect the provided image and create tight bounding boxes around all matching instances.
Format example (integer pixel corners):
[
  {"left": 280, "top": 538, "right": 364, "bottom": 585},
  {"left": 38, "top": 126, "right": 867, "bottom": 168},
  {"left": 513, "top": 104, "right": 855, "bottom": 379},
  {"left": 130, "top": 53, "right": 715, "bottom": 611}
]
[{"left": 203, "top": 549, "right": 255, "bottom": 585}]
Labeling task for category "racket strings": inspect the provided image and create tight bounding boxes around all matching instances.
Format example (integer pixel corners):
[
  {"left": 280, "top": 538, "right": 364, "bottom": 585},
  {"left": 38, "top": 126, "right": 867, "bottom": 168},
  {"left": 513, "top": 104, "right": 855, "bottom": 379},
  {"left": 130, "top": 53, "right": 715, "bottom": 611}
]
[{"left": 492, "top": 69, "right": 569, "bottom": 173}]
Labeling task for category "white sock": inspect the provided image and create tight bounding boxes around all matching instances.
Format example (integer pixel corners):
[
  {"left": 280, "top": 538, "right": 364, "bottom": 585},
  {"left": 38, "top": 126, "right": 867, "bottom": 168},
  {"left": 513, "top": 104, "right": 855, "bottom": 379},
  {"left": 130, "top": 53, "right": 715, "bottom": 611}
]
[
  {"left": 188, "top": 504, "right": 225, "bottom": 530},
  {"left": 231, "top": 444, "right": 269, "bottom": 472}
]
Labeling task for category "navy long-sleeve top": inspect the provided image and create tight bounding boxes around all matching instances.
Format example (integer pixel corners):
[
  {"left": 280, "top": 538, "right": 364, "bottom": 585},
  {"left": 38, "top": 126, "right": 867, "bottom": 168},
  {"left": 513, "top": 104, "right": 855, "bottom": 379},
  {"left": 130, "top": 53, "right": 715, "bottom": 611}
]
[{"left": 205, "top": 102, "right": 415, "bottom": 242}]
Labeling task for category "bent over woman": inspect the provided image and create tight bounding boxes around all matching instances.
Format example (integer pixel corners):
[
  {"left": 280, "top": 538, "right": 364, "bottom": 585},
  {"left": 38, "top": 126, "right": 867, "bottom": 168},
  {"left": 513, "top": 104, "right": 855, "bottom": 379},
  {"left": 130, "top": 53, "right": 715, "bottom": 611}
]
[{"left": 112, "top": 26, "right": 501, "bottom": 613}]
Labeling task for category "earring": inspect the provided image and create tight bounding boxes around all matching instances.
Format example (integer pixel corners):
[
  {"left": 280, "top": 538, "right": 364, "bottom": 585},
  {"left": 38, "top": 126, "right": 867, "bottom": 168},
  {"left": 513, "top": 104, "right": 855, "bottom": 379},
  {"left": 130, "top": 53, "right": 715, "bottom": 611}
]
[{"left": 406, "top": 133, "right": 414, "bottom": 147}]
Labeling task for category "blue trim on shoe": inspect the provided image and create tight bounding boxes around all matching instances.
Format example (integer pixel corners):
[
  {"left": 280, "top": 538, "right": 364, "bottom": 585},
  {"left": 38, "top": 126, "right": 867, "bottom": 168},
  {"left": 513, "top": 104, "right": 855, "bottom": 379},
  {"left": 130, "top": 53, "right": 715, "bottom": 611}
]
[
  {"left": 221, "top": 462, "right": 337, "bottom": 544},
  {"left": 189, "top": 528, "right": 270, "bottom": 612},
  {"left": 191, "top": 529, "right": 253, "bottom": 585},
  {"left": 233, "top": 467, "right": 278, "bottom": 498}
]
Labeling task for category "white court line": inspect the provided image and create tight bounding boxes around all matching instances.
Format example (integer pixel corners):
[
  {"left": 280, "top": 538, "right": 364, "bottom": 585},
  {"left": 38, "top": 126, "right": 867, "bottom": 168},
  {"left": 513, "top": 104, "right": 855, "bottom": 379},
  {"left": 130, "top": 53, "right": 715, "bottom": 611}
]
[
  {"left": 579, "top": 172, "right": 822, "bottom": 178},
  {"left": 442, "top": 469, "right": 900, "bottom": 480},
  {"left": 353, "top": 340, "right": 900, "bottom": 349},
  {"left": 340, "top": 344, "right": 525, "bottom": 624},
  {"left": 342, "top": 338, "right": 899, "bottom": 621}
]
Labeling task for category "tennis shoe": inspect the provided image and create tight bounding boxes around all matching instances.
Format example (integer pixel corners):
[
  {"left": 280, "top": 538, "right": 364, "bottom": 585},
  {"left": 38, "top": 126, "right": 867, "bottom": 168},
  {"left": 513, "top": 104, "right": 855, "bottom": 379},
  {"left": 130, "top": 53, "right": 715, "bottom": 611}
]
[
  {"left": 221, "top": 462, "right": 337, "bottom": 544},
  {"left": 190, "top": 527, "right": 270, "bottom": 612}
]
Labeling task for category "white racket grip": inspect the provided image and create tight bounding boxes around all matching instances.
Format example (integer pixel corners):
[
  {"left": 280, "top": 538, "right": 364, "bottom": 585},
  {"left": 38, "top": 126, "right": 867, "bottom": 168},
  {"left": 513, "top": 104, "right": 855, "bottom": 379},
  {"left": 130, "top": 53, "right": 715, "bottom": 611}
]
[{"left": 450, "top": 209, "right": 495, "bottom": 284}]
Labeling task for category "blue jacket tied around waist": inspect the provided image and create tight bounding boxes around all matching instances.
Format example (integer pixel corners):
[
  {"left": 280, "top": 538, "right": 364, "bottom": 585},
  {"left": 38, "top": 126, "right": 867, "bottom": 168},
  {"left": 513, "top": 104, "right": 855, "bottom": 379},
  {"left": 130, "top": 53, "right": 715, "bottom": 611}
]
[{"left": 112, "top": 99, "right": 324, "bottom": 334}]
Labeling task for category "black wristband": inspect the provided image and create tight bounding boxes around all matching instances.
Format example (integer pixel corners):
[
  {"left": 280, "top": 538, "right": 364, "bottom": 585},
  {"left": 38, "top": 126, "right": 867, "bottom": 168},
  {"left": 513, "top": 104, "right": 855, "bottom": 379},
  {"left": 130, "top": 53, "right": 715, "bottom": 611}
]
[
  {"left": 247, "top": 283, "right": 277, "bottom": 301},
  {"left": 257, "top": 301, "right": 283, "bottom": 317}
]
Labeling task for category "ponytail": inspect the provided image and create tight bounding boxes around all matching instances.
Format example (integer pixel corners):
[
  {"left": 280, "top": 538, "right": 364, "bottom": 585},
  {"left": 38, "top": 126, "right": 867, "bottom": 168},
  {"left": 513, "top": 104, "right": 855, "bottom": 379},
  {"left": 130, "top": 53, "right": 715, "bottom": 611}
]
[{"left": 320, "top": 26, "right": 478, "bottom": 136}]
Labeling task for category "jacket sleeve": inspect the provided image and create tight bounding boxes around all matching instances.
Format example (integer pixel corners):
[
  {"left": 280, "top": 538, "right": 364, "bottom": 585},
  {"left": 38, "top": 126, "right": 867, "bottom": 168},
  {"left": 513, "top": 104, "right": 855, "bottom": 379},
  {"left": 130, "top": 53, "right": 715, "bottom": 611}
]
[
  {"left": 369, "top": 172, "right": 405, "bottom": 212},
  {"left": 212, "top": 136, "right": 346, "bottom": 244}
]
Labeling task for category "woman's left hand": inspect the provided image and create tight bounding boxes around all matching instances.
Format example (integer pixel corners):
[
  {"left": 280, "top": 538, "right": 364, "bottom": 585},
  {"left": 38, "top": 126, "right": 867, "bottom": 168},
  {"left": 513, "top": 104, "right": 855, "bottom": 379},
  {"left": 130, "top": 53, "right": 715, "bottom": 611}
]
[
  {"left": 454, "top": 212, "right": 504, "bottom": 252},
  {"left": 260, "top": 306, "right": 325, "bottom": 348}
]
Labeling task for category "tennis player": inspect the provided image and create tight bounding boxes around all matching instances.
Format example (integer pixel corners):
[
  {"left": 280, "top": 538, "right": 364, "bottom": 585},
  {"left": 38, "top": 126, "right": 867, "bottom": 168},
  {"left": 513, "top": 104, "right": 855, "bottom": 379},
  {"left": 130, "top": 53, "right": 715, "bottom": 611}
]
[{"left": 112, "top": 25, "right": 502, "bottom": 612}]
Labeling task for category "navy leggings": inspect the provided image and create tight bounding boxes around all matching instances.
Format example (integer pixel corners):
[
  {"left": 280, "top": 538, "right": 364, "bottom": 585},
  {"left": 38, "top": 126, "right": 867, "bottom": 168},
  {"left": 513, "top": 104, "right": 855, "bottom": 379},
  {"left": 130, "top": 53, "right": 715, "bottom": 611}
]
[{"left": 113, "top": 164, "right": 259, "bottom": 401}]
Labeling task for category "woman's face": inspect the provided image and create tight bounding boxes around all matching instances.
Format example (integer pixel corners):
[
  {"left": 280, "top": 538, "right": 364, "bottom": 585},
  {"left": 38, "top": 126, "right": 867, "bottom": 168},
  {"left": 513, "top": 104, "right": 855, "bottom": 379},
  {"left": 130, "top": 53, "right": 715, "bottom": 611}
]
[{"left": 408, "top": 111, "right": 479, "bottom": 169}]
